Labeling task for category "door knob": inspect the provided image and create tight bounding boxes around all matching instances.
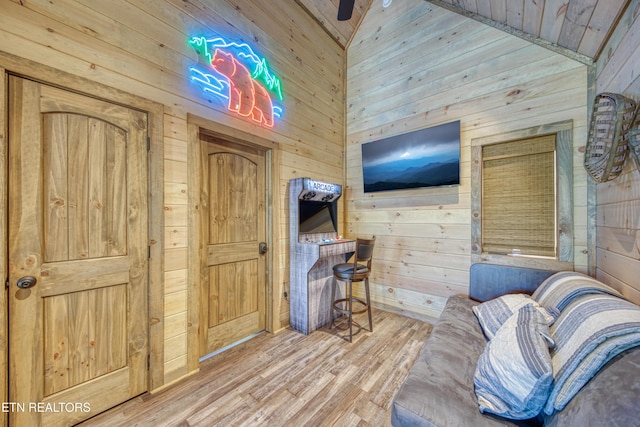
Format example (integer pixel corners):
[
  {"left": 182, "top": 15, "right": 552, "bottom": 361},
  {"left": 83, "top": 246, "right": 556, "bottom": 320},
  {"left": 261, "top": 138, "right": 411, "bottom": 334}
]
[
  {"left": 259, "top": 242, "right": 268, "bottom": 255},
  {"left": 16, "top": 276, "right": 37, "bottom": 289}
]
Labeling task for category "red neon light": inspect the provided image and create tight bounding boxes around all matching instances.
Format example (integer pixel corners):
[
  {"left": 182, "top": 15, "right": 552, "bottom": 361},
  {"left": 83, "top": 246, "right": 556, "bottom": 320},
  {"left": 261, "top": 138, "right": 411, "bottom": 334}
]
[{"left": 211, "top": 49, "right": 274, "bottom": 128}]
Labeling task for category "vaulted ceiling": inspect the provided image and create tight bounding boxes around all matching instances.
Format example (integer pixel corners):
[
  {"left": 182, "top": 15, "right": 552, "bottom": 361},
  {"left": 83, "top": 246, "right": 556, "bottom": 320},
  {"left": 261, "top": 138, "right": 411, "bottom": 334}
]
[
  {"left": 297, "top": 0, "right": 632, "bottom": 62},
  {"left": 295, "top": 0, "right": 372, "bottom": 47}
]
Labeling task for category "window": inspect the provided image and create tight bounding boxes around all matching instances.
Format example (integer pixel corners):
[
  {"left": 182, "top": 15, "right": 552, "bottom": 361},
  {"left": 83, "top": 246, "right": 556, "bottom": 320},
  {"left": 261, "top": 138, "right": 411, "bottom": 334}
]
[
  {"left": 482, "top": 135, "right": 556, "bottom": 257},
  {"left": 471, "top": 121, "right": 573, "bottom": 266}
]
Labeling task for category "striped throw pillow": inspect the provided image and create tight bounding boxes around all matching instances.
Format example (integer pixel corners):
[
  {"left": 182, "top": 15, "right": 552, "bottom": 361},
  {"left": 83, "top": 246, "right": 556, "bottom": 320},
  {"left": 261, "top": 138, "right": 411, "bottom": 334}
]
[
  {"left": 473, "top": 293, "right": 559, "bottom": 340},
  {"left": 532, "top": 271, "right": 623, "bottom": 311},
  {"left": 474, "top": 305, "right": 555, "bottom": 420},
  {"left": 544, "top": 294, "right": 640, "bottom": 414}
]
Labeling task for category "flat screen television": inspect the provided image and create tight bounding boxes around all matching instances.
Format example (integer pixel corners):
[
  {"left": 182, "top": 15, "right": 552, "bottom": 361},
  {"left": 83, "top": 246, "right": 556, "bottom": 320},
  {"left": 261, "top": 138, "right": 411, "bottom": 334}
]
[
  {"left": 361, "top": 120, "right": 460, "bottom": 193},
  {"left": 298, "top": 200, "right": 338, "bottom": 234}
]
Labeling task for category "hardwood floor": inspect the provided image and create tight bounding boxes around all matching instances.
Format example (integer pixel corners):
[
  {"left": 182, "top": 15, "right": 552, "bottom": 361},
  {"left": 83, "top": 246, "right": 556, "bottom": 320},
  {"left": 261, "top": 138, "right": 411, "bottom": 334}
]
[{"left": 79, "top": 309, "right": 432, "bottom": 427}]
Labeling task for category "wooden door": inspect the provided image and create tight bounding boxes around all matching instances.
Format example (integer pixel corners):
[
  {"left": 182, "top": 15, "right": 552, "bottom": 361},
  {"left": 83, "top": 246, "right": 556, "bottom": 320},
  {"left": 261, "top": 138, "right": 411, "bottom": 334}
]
[
  {"left": 200, "top": 136, "right": 267, "bottom": 356},
  {"left": 8, "top": 77, "right": 148, "bottom": 426}
]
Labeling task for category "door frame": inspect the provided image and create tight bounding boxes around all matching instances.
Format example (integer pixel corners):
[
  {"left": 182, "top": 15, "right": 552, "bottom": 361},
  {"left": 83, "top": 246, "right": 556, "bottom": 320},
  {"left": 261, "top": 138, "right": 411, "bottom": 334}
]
[
  {"left": 0, "top": 50, "right": 165, "bottom": 427},
  {"left": 1, "top": 66, "right": 8, "bottom": 427},
  {"left": 187, "top": 113, "right": 279, "bottom": 370}
]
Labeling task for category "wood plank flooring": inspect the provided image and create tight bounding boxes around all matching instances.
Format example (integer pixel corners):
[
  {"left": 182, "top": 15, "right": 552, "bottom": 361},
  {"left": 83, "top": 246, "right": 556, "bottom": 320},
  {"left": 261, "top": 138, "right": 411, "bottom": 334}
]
[{"left": 79, "top": 309, "right": 432, "bottom": 427}]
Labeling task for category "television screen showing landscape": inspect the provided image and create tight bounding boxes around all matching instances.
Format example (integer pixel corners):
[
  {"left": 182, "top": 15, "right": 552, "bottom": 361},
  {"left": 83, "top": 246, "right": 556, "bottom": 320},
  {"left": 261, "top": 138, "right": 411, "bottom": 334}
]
[{"left": 361, "top": 121, "right": 460, "bottom": 193}]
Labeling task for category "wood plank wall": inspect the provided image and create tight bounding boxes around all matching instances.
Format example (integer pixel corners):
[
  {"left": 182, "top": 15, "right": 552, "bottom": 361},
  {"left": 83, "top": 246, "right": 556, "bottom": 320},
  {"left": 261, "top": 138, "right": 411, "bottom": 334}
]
[
  {"left": 345, "top": 0, "right": 590, "bottom": 319},
  {"left": 594, "top": 0, "right": 640, "bottom": 304},
  {"left": 0, "top": 0, "right": 344, "bottom": 388}
]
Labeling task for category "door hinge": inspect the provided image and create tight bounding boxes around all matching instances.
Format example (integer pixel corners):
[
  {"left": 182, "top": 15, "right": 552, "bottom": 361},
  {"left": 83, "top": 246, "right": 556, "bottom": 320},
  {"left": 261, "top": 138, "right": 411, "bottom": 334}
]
[
  {"left": 147, "top": 354, "right": 151, "bottom": 370},
  {"left": 4, "top": 278, "right": 8, "bottom": 290},
  {"left": 147, "top": 136, "right": 151, "bottom": 152},
  {"left": 148, "top": 245, "right": 151, "bottom": 259}
]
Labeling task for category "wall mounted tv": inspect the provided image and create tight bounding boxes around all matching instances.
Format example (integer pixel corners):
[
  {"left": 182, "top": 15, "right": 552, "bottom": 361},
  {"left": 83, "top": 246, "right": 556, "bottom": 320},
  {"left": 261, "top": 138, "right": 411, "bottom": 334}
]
[
  {"left": 361, "top": 120, "right": 460, "bottom": 193},
  {"left": 298, "top": 200, "right": 338, "bottom": 234}
]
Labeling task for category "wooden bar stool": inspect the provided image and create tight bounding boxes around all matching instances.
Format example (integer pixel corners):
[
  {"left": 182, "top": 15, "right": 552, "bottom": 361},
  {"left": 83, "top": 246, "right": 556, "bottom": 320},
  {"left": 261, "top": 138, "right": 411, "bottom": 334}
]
[{"left": 330, "top": 236, "right": 375, "bottom": 342}]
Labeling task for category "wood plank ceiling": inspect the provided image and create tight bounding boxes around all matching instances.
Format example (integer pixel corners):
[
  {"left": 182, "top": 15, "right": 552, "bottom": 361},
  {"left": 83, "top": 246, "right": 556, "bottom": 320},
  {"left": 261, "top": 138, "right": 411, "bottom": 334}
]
[{"left": 297, "top": 0, "right": 632, "bottom": 61}]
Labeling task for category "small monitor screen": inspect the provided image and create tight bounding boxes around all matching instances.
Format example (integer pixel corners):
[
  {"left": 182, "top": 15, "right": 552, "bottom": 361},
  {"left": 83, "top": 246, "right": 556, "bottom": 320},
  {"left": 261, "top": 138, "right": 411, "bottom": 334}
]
[{"left": 299, "top": 200, "right": 337, "bottom": 234}]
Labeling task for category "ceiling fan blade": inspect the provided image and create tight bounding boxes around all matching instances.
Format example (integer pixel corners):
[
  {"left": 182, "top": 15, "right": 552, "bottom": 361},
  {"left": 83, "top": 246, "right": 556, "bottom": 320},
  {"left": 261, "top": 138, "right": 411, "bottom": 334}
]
[{"left": 337, "top": 0, "right": 355, "bottom": 21}]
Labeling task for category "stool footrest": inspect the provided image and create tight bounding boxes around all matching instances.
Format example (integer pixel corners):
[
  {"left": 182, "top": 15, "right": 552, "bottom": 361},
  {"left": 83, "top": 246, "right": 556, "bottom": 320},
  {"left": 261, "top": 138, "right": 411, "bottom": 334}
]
[{"left": 332, "top": 297, "right": 369, "bottom": 315}]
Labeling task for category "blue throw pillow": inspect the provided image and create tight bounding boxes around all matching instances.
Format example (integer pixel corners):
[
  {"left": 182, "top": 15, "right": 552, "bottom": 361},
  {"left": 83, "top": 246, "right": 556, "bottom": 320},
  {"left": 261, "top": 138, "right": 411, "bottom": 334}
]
[{"left": 474, "top": 305, "right": 555, "bottom": 420}]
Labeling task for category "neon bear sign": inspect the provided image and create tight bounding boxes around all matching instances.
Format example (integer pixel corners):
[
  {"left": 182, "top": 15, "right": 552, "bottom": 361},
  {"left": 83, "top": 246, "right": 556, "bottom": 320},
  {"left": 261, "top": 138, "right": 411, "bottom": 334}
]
[{"left": 189, "top": 36, "right": 284, "bottom": 128}]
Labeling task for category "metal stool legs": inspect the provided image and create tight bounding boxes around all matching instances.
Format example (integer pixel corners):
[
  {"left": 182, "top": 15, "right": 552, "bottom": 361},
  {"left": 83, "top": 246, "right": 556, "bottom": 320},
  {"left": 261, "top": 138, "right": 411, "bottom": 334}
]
[
  {"left": 330, "top": 276, "right": 372, "bottom": 342},
  {"left": 365, "top": 277, "right": 372, "bottom": 334}
]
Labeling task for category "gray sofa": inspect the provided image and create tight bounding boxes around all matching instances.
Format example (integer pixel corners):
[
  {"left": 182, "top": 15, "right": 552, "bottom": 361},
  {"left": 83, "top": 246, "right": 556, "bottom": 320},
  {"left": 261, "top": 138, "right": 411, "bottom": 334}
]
[{"left": 391, "top": 264, "right": 640, "bottom": 426}]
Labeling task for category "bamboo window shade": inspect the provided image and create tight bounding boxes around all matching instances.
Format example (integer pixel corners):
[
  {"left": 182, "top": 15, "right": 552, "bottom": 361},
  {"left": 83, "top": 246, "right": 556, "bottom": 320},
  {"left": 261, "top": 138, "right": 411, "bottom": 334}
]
[{"left": 481, "top": 135, "right": 557, "bottom": 257}]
